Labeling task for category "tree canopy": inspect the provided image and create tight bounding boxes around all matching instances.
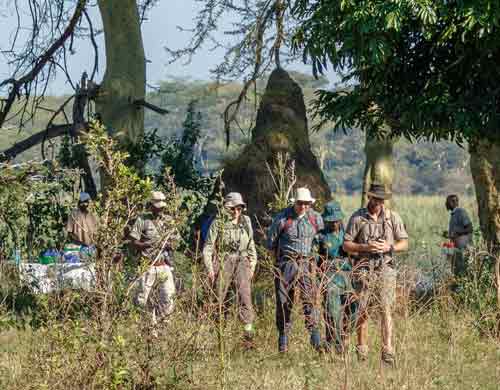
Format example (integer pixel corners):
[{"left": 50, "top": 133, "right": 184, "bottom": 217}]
[{"left": 293, "top": 0, "right": 500, "bottom": 144}]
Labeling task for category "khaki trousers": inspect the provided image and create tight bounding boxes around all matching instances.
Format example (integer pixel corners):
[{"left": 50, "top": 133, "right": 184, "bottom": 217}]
[
  {"left": 213, "top": 253, "right": 255, "bottom": 325},
  {"left": 135, "top": 264, "right": 176, "bottom": 321}
]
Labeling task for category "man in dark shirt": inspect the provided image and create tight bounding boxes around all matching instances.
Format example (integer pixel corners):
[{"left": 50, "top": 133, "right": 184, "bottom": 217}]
[{"left": 444, "top": 194, "right": 473, "bottom": 277}]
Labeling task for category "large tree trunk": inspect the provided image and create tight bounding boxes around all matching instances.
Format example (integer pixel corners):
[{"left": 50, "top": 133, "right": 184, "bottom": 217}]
[
  {"left": 223, "top": 68, "right": 330, "bottom": 217},
  {"left": 361, "top": 133, "right": 395, "bottom": 207},
  {"left": 469, "top": 140, "right": 500, "bottom": 250},
  {"left": 469, "top": 140, "right": 500, "bottom": 319},
  {"left": 96, "top": 0, "right": 146, "bottom": 144}
]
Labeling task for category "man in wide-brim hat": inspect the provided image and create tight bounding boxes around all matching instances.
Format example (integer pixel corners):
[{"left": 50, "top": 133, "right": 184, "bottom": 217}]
[
  {"left": 267, "top": 187, "right": 324, "bottom": 353},
  {"left": 342, "top": 183, "right": 408, "bottom": 366},
  {"left": 130, "top": 191, "right": 176, "bottom": 324}
]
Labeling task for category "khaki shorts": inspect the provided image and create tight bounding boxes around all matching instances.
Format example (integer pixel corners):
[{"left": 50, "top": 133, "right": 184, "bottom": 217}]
[{"left": 352, "top": 265, "right": 396, "bottom": 312}]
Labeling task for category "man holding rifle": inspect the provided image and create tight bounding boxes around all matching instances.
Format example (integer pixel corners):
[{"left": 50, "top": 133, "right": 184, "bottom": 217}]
[{"left": 130, "top": 191, "right": 176, "bottom": 322}]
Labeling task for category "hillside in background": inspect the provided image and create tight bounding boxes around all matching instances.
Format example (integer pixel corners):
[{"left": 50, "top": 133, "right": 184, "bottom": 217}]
[{"left": 1, "top": 72, "right": 473, "bottom": 195}]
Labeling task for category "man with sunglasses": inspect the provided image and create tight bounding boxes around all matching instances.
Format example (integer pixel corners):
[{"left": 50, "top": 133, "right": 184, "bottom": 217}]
[
  {"left": 343, "top": 183, "right": 408, "bottom": 366},
  {"left": 203, "top": 192, "right": 257, "bottom": 348},
  {"left": 267, "top": 187, "right": 324, "bottom": 353}
]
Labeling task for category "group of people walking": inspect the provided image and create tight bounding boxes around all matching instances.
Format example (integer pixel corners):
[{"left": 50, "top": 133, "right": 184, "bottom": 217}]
[
  {"left": 67, "top": 181, "right": 474, "bottom": 365},
  {"left": 200, "top": 183, "right": 408, "bottom": 365}
]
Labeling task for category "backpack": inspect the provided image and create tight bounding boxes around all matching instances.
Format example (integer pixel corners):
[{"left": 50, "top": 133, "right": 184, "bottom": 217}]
[
  {"left": 199, "top": 214, "right": 216, "bottom": 248},
  {"left": 281, "top": 211, "right": 319, "bottom": 235}
]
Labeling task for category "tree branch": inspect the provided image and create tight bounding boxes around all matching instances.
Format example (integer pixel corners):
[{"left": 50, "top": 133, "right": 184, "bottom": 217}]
[
  {"left": 133, "top": 99, "right": 169, "bottom": 115},
  {"left": 0, "top": 0, "right": 88, "bottom": 128},
  {"left": 0, "top": 123, "right": 82, "bottom": 161}
]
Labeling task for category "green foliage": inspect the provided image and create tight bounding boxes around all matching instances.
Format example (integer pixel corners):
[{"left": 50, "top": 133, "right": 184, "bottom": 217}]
[
  {"left": 0, "top": 161, "right": 79, "bottom": 260},
  {"left": 0, "top": 75, "right": 477, "bottom": 195},
  {"left": 158, "top": 100, "right": 212, "bottom": 193},
  {"left": 455, "top": 252, "right": 499, "bottom": 337},
  {"left": 293, "top": 0, "right": 500, "bottom": 143},
  {"left": 265, "top": 152, "right": 296, "bottom": 213}
]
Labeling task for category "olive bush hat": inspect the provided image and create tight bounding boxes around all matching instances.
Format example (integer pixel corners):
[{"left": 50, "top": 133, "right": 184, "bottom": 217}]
[
  {"left": 322, "top": 201, "right": 344, "bottom": 222},
  {"left": 366, "top": 183, "right": 392, "bottom": 200}
]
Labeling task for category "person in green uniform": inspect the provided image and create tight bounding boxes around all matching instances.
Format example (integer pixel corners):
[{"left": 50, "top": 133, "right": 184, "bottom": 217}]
[{"left": 314, "top": 201, "right": 355, "bottom": 353}]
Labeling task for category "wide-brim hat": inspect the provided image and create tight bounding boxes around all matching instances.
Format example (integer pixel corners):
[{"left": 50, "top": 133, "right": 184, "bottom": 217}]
[
  {"left": 322, "top": 201, "right": 344, "bottom": 222},
  {"left": 367, "top": 183, "right": 392, "bottom": 200},
  {"left": 151, "top": 191, "right": 167, "bottom": 208},
  {"left": 290, "top": 187, "right": 316, "bottom": 204},
  {"left": 224, "top": 192, "right": 246, "bottom": 209}
]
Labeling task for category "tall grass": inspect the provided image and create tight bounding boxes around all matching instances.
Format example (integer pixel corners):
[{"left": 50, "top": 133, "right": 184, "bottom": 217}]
[{"left": 1, "top": 195, "right": 498, "bottom": 390}]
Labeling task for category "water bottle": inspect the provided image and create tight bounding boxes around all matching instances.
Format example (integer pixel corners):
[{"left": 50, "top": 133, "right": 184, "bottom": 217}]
[{"left": 14, "top": 248, "right": 21, "bottom": 266}]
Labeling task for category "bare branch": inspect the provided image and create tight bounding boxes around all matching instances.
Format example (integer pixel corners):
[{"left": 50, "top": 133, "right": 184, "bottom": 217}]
[
  {"left": 0, "top": 0, "right": 88, "bottom": 128},
  {"left": 133, "top": 99, "right": 169, "bottom": 115},
  {"left": 0, "top": 123, "right": 75, "bottom": 161}
]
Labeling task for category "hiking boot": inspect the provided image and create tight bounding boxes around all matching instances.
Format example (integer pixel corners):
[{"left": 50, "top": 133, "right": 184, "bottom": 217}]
[
  {"left": 356, "top": 345, "right": 369, "bottom": 362},
  {"left": 381, "top": 351, "right": 396, "bottom": 367},
  {"left": 310, "top": 329, "right": 321, "bottom": 352},
  {"left": 242, "top": 331, "right": 255, "bottom": 350},
  {"left": 278, "top": 334, "right": 288, "bottom": 353}
]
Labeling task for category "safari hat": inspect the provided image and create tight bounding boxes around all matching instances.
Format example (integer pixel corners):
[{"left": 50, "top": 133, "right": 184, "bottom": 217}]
[
  {"left": 291, "top": 187, "right": 315, "bottom": 204},
  {"left": 322, "top": 201, "right": 344, "bottom": 222},
  {"left": 150, "top": 191, "right": 167, "bottom": 208},
  {"left": 79, "top": 192, "right": 91, "bottom": 203},
  {"left": 224, "top": 192, "right": 246, "bottom": 209},
  {"left": 367, "top": 183, "right": 392, "bottom": 200}
]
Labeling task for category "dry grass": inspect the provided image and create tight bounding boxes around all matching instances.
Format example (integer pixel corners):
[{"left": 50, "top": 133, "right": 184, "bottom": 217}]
[{"left": 0, "top": 195, "right": 498, "bottom": 390}]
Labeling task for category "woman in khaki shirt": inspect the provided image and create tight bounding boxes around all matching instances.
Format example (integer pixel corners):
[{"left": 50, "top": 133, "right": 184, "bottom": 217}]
[{"left": 202, "top": 192, "right": 257, "bottom": 348}]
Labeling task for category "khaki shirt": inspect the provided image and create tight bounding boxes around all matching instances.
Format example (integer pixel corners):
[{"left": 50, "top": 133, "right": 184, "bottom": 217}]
[
  {"left": 66, "top": 208, "right": 97, "bottom": 246},
  {"left": 203, "top": 215, "right": 257, "bottom": 274},
  {"left": 129, "top": 213, "right": 167, "bottom": 259},
  {"left": 344, "top": 208, "right": 408, "bottom": 260}
]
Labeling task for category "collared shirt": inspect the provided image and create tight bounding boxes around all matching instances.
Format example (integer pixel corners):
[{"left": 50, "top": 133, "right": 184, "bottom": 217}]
[
  {"left": 314, "top": 228, "right": 345, "bottom": 259},
  {"left": 344, "top": 207, "right": 408, "bottom": 261},
  {"left": 203, "top": 215, "right": 257, "bottom": 274},
  {"left": 313, "top": 228, "right": 350, "bottom": 271},
  {"left": 129, "top": 213, "right": 168, "bottom": 260},
  {"left": 267, "top": 207, "right": 324, "bottom": 261},
  {"left": 66, "top": 208, "right": 98, "bottom": 246},
  {"left": 449, "top": 207, "right": 472, "bottom": 248}
]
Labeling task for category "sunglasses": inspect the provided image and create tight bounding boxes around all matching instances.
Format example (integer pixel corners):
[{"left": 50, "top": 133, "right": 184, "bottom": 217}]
[
  {"left": 296, "top": 201, "right": 312, "bottom": 206},
  {"left": 229, "top": 206, "right": 243, "bottom": 211}
]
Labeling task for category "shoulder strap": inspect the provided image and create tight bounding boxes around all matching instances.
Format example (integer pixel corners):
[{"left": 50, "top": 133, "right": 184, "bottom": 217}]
[
  {"left": 278, "top": 209, "right": 294, "bottom": 236},
  {"left": 280, "top": 212, "right": 318, "bottom": 234},
  {"left": 308, "top": 213, "right": 318, "bottom": 232},
  {"left": 242, "top": 215, "right": 252, "bottom": 237}
]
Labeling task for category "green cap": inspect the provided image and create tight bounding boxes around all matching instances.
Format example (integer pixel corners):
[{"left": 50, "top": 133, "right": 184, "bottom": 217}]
[{"left": 322, "top": 201, "right": 344, "bottom": 222}]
